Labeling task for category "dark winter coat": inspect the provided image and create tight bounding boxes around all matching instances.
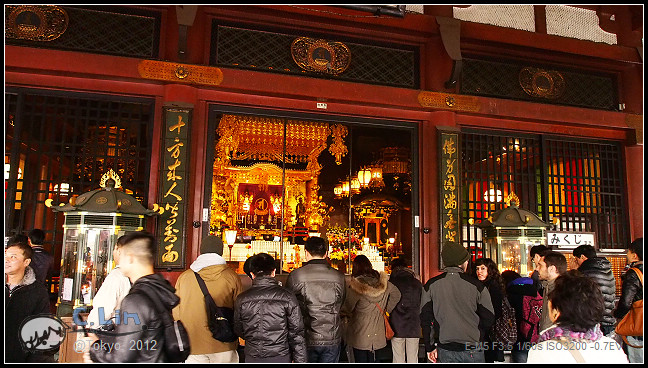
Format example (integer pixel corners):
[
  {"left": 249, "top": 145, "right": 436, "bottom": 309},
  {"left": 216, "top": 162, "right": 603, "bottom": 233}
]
[
  {"left": 234, "top": 276, "right": 307, "bottom": 362},
  {"left": 613, "top": 262, "right": 643, "bottom": 321},
  {"left": 90, "top": 273, "right": 180, "bottom": 363},
  {"left": 285, "top": 259, "right": 346, "bottom": 346},
  {"left": 5, "top": 267, "right": 53, "bottom": 363},
  {"left": 388, "top": 267, "right": 423, "bottom": 338},
  {"left": 420, "top": 266, "right": 495, "bottom": 352},
  {"left": 577, "top": 257, "right": 617, "bottom": 327},
  {"left": 342, "top": 272, "right": 401, "bottom": 351},
  {"left": 30, "top": 246, "right": 53, "bottom": 285}
]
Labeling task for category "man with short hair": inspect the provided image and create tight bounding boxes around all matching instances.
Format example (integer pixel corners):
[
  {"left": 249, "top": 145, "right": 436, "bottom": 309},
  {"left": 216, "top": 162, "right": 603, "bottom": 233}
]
[
  {"left": 173, "top": 235, "right": 243, "bottom": 363},
  {"left": 234, "top": 252, "right": 307, "bottom": 363},
  {"left": 5, "top": 242, "right": 53, "bottom": 362},
  {"left": 27, "top": 229, "right": 54, "bottom": 285},
  {"left": 90, "top": 232, "right": 182, "bottom": 363},
  {"left": 286, "top": 236, "right": 345, "bottom": 363},
  {"left": 536, "top": 251, "right": 567, "bottom": 332},
  {"left": 420, "top": 242, "right": 495, "bottom": 363},
  {"left": 572, "top": 244, "right": 616, "bottom": 335},
  {"left": 529, "top": 244, "right": 549, "bottom": 293}
]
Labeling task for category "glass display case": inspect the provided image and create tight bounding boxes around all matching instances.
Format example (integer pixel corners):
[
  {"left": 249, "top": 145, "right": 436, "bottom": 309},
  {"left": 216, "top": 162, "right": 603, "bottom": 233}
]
[
  {"left": 478, "top": 200, "right": 551, "bottom": 276},
  {"left": 48, "top": 170, "right": 160, "bottom": 316}
]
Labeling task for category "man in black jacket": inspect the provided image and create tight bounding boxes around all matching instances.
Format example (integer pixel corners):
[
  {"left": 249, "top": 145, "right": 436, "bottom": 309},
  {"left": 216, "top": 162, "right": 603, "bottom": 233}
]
[
  {"left": 27, "top": 229, "right": 53, "bottom": 285},
  {"left": 234, "top": 252, "right": 307, "bottom": 363},
  {"left": 613, "top": 238, "right": 643, "bottom": 363},
  {"left": 89, "top": 232, "right": 182, "bottom": 363},
  {"left": 5, "top": 242, "right": 54, "bottom": 362},
  {"left": 285, "top": 236, "right": 345, "bottom": 363},
  {"left": 572, "top": 244, "right": 616, "bottom": 335}
]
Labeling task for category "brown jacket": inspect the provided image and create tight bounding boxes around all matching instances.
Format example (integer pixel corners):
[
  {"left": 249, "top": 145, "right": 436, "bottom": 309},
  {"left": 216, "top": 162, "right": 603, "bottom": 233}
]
[
  {"left": 342, "top": 272, "right": 401, "bottom": 351},
  {"left": 173, "top": 263, "right": 243, "bottom": 355}
]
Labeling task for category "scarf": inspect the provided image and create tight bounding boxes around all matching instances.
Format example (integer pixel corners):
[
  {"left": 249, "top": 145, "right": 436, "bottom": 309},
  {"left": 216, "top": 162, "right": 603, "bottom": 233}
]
[{"left": 538, "top": 323, "right": 604, "bottom": 344}]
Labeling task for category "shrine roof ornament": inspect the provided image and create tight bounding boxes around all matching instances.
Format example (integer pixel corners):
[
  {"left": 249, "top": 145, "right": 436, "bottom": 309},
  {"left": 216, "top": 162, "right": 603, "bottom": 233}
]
[
  {"left": 46, "top": 170, "right": 163, "bottom": 215},
  {"left": 477, "top": 198, "right": 550, "bottom": 229}
]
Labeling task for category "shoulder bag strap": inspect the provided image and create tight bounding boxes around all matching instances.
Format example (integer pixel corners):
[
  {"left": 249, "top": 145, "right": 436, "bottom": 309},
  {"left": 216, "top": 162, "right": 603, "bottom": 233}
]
[
  {"left": 360, "top": 294, "right": 388, "bottom": 316},
  {"left": 193, "top": 271, "right": 212, "bottom": 297},
  {"left": 193, "top": 271, "right": 224, "bottom": 317},
  {"left": 629, "top": 268, "right": 643, "bottom": 287},
  {"left": 557, "top": 339, "right": 586, "bottom": 363}
]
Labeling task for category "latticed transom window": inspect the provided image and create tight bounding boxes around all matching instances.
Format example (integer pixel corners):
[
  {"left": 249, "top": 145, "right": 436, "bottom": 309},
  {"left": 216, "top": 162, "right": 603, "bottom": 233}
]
[{"left": 461, "top": 129, "right": 629, "bottom": 259}]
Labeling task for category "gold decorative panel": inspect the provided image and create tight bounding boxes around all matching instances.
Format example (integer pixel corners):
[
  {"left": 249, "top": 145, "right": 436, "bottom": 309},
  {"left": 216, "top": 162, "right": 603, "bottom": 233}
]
[
  {"left": 5, "top": 5, "right": 68, "bottom": 41},
  {"left": 291, "top": 37, "right": 351, "bottom": 75},
  {"left": 417, "top": 91, "right": 481, "bottom": 112},
  {"left": 214, "top": 114, "right": 330, "bottom": 172},
  {"left": 138, "top": 60, "right": 223, "bottom": 86},
  {"left": 519, "top": 67, "right": 566, "bottom": 99}
]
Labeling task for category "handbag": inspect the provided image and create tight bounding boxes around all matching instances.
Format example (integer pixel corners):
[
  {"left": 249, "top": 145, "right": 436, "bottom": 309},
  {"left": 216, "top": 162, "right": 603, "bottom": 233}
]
[
  {"left": 194, "top": 272, "right": 237, "bottom": 343},
  {"left": 615, "top": 268, "right": 643, "bottom": 348},
  {"left": 374, "top": 302, "right": 395, "bottom": 340},
  {"left": 490, "top": 296, "right": 518, "bottom": 347}
]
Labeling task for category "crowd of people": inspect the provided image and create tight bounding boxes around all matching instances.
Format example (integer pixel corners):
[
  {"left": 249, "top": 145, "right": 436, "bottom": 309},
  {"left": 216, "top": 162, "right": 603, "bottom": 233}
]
[{"left": 4, "top": 230, "right": 644, "bottom": 364}]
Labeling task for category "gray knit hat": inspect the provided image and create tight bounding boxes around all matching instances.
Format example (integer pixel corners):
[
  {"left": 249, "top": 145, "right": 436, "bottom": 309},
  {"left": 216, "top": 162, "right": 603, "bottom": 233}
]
[
  {"left": 442, "top": 242, "right": 470, "bottom": 267},
  {"left": 200, "top": 235, "right": 224, "bottom": 255}
]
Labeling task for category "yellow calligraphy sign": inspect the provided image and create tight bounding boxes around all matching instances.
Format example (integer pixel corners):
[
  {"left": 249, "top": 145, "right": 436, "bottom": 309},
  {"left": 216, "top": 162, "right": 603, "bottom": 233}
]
[
  {"left": 444, "top": 192, "right": 457, "bottom": 210},
  {"left": 442, "top": 138, "right": 456, "bottom": 156},
  {"left": 443, "top": 175, "right": 456, "bottom": 192}
]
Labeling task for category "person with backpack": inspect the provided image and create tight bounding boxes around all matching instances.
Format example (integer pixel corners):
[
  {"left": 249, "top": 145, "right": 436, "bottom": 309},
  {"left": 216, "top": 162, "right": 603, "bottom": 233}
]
[
  {"left": 234, "top": 252, "right": 307, "bottom": 363},
  {"left": 173, "top": 235, "right": 243, "bottom": 363},
  {"left": 613, "top": 238, "right": 643, "bottom": 363},
  {"left": 501, "top": 270, "right": 541, "bottom": 363},
  {"left": 474, "top": 258, "right": 508, "bottom": 362},
  {"left": 90, "top": 232, "right": 188, "bottom": 363}
]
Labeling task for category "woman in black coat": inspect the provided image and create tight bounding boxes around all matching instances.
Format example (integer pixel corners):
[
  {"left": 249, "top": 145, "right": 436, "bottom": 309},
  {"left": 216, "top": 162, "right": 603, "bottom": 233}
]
[
  {"left": 474, "top": 258, "right": 505, "bottom": 363},
  {"left": 388, "top": 258, "right": 423, "bottom": 363}
]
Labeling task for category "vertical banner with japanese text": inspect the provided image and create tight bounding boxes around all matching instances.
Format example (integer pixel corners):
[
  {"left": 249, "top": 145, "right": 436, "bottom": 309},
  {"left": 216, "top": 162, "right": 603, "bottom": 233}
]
[
  {"left": 438, "top": 128, "right": 461, "bottom": 267},
  {"left": 156, "top": 108, "right": 191, "bottom": 269}
]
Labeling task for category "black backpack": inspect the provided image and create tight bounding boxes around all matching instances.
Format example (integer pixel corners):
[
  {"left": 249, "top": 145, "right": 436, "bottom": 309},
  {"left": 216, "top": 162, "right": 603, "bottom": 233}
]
[
  {"left": 140, "top": 288, "right": 191, "bottom": 362},
  {"left": 194, "top": 272, "right": 237, "bottom": 343}
]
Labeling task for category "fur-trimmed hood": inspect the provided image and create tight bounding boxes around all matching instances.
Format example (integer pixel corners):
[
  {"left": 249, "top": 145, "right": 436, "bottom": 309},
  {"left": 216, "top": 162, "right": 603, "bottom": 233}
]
[
  {"left": 348, "top": 271, "right": 389, "bottom": 298},
  {"left": 14, "top": 266, "right": 37, "bottom": 288}
]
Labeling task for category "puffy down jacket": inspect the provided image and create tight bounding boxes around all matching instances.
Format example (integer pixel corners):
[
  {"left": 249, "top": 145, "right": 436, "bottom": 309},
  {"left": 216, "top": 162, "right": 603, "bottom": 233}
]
[
  {"left": 577, "top": 257, "right": 617, "bottom": 326},
  {"left": 234, "top": 276, "right": 307, "bottom": 362}
]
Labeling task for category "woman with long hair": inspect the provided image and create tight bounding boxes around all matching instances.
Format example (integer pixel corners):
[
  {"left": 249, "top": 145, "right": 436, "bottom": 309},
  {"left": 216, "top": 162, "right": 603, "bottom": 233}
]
[
  {"left": 341, "top": 255, "right": 401, "bottom": 363},
  {"left": 474, "top": 258, "right": 506, "bottom": 362}
]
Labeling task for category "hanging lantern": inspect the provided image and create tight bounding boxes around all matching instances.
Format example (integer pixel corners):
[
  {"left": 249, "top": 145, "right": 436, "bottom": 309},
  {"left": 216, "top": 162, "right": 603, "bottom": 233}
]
[
  {"left": 342, "top": 180, "right": 350, "bottom": 195},
  {"left": 334, "top": 184, "right": 343, "bottom": 197},
  {"left": 351, "top": 177, "right": 360, "bottom": 194},
  {"left": 358, "top": 167, "right": 372, "bottom": 188}
]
